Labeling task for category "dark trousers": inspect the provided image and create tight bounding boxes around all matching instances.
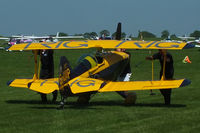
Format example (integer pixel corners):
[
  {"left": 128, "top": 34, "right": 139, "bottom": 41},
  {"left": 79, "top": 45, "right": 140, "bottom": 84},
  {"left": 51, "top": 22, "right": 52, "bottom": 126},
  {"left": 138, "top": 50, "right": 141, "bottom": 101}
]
[
  {"left": 40, "top": 69, "right": 57, "bottom": 102},
  {"left": 160, "top": 72, "right": 173, "bottom": 105},
  {"left": 160, "top": 89, "right": 171, "bottom": 105},
  {"left": 40, "top": 90, "right": 58, "bottom": 102}
]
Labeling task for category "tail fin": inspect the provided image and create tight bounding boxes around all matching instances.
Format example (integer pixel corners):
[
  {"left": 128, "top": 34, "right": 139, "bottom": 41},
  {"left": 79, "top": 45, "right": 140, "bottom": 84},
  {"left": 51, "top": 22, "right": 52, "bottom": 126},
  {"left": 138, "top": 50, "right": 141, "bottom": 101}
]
[
  {"left": 59, "top": 56, "right": 72, "bottom": 90},
  {"left": 56, "top": 32, "right": 60, "bottom": 38},
  {"left": 116, "top": 22, "right": 121, "bottom": 40}
]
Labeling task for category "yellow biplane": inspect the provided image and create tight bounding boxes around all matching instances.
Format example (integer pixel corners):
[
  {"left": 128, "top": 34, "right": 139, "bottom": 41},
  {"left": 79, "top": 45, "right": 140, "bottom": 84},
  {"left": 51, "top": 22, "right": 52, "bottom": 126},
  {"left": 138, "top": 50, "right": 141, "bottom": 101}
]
[{"left": 7, "top": 24, "right": 195, "bottom": 109}]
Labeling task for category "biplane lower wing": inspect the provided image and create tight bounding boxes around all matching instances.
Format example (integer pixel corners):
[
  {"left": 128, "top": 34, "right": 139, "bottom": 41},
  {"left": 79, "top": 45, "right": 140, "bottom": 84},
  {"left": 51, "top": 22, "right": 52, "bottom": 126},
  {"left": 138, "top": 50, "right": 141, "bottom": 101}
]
[
  {"left": 8, "top": 78, "right": 59, "bottom": 94},
  {"left": 68, "top": 77, "right": 105, "bottom": 94},
  {"left": 98, "top": 79, "right": 191, "bottom": 92},
  {"left": 8, "top": 79, "right": 34, "bottom": 88},
  {"left": 68, "top": 77, "right": 191, "bottom": 94},
  {"left": 8, "top": 78, "right": 191, "bottom": 94}
]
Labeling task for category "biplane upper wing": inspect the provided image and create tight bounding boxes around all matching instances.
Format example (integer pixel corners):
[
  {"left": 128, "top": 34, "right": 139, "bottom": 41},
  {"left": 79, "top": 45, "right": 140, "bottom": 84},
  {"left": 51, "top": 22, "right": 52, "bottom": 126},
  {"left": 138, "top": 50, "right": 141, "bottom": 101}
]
[
  {"left": 8, "top": 78, "right": 59, "bottom": 94},
  {"left": 68, "top": 77, "right": 191, "bottom": 94},
  {"left": 9, "top": 40, "right": 195, "bottom": 51}
]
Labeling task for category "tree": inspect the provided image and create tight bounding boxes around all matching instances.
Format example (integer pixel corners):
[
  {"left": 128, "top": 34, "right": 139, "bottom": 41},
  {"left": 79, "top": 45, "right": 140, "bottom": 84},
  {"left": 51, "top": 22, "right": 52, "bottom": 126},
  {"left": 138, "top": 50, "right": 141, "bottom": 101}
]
[
  {"left": 111, "top": 32, "right": 126, "bottom": 39},
  {"left": 190, "top": 30, "right": 200, "bottom": 38},
  {"left": 83, "top": 32, "right": 91, "bottom": 39},
  {"left": 138, "top": 31, "right": 156, "bottom": 39},
  {"left": 129, "top": 34, "right": 133, "bottom": 38},
  {"left": 59, "top": 32, "right": 68, "bottom": 36},
  {"left": 83, "top": 32, "right": 98, "bottom": 39},
  {"left": 90, "top": 32, "right": 98, "bottom": 38},
  {"left": 74, "top": 33, "right": 83, "bottom": 36},
  {"left": 121, "top": 32, "right": 126, "bottom": 39},
  {"left": 161, "top": 30, "right": 169, "bottom": 38},
  {"left": 170, "top": 34, "right": 177, "bottom": 40},
  {"left": 100, "top": 30, "right": 110, "bottom": 37}
]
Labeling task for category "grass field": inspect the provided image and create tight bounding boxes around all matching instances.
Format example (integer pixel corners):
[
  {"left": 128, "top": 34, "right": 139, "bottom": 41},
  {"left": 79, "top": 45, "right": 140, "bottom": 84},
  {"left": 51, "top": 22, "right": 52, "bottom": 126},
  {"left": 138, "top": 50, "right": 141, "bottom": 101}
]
[{"left": 0, "top": 46, "right": 200, "bottom": 133}]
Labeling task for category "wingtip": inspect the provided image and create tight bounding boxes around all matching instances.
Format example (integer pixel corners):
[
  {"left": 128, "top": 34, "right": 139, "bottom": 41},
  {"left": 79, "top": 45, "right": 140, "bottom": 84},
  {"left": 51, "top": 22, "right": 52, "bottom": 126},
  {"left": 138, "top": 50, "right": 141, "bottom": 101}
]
[
  {"left": 180, "top": 79, "right": 191, "bottom": 87},
  {"left": 7, "top": 80, "right": 13, "bottom": 86},
  {"left": 183, "top": 43, "right": 196, "bottom": 49}
]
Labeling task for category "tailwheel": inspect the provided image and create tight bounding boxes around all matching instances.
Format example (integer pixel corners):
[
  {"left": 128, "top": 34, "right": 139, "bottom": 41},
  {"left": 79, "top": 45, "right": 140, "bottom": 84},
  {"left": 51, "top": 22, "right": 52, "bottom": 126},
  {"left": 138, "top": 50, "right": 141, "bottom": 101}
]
[{"left": 58, "top": 56, "right": 71, "bottom": 109}]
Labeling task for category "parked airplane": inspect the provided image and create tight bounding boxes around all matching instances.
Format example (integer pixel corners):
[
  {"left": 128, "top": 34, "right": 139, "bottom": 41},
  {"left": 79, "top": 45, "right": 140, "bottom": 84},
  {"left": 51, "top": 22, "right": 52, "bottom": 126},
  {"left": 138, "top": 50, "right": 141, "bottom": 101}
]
[
  {"left": 178, "top": 35, "right": 195, "bottom": 42},
  {"left": 11, "top": 32, "right": 84, "bottom": 42},
  {"left": 0, "top": 32, "right": 85, "bottom": 46}
]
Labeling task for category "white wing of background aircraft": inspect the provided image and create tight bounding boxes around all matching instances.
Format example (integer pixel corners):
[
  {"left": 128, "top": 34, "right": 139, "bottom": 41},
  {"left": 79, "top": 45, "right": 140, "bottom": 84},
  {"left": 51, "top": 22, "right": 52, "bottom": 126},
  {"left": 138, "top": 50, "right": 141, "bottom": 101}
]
[
  {"left": 178, "top": 35, "right": 195, "bottom": 41},
  {"left": 11, "top": 32, "right": 84, "bottom": 40},
  {"left": 0, "top": 32, "right": 84, "bottom": 44}
]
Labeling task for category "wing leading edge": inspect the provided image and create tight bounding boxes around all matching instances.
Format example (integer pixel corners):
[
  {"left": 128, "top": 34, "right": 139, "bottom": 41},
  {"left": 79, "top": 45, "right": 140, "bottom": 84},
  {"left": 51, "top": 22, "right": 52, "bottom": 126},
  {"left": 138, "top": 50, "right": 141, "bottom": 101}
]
[
  {"left": 68, "top": 77, "right": 191, "bottom": 94},
  {"left": 9, "top": 40, "right": 195, "bottom": 51},
  {"left": 8, "top": 78, "right": 190, "bottom": 94}
]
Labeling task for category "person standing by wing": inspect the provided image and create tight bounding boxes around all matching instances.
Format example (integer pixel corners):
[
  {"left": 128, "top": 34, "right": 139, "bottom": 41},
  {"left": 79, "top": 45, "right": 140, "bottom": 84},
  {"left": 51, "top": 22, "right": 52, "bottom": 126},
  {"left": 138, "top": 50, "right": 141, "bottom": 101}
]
[
  {"left": 116, "top": 48, "right": 136, "bottom": 104},
  {"left": 146, "top": 49, "right": 174, "bottom": 105},
  {"left": 39, "top": 49, "right": 58, "bottom": 103}
]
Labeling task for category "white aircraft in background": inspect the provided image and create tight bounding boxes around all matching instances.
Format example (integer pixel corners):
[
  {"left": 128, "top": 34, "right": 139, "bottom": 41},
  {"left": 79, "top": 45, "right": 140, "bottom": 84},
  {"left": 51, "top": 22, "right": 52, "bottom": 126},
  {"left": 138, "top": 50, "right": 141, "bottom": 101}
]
[
  {"left": 11, "top": 32, "right": 84, "bottom": 42},
  {"left": 0, "top": 32, "right": 84, "bottom": 45},
  {"left": 0, "top": 36, "right": 32, "bottom": 45},
  {"left": 177, "top": 35, "right": 200, "bottom": 47},
  {"left": 0, "top": 37, "right": 10, "bottom": 41},
  {"left": 178, "top": 36, "right": 200, "bottom": 48},
  {"left": 193, "top": 38, "right": 200, "bottom": 43},
  {"left": 178, "top": 35, "right": 195, "bottom": 42}
]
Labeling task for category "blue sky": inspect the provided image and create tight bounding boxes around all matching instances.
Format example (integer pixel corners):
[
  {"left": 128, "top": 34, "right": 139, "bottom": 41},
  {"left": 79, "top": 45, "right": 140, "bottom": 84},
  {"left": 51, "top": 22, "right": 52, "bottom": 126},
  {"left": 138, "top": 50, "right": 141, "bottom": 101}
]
[{"left": 0, "top": 0, "right": 199, "bottom": 37}]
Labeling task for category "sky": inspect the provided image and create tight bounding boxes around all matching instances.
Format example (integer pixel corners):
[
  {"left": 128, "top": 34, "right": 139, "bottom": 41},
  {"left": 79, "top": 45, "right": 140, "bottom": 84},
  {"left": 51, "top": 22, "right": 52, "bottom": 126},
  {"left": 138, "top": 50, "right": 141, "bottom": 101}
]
[{"left": 0, "top": 0, "right": 199, "bottom": 37}]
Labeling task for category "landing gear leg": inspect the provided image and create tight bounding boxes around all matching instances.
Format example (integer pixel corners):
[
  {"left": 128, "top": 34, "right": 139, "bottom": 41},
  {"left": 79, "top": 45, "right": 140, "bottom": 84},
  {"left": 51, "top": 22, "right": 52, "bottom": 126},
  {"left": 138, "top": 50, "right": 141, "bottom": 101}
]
[
  {"left": 57, "top": 89, "right": 68, "bottom": 110},
  {"left": 58, "top": 95, "right": 66, "bottom": 110}
]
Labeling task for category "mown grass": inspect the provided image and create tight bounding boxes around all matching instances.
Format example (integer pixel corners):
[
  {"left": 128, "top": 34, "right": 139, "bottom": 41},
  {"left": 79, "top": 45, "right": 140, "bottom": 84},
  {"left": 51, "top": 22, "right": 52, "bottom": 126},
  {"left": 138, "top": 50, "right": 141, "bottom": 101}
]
[{"left": 0, "top": 47, "right": 200, "bottom": 133}]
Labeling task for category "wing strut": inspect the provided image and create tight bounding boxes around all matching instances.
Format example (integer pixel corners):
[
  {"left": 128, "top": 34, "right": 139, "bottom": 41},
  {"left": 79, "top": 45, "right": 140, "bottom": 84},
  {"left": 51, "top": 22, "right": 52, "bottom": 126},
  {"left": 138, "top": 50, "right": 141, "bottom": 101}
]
[
  {"left": 33, "top": 50, "right": 39, "bottom": 80},
  {"left": 161, "top": 50, "right": 166, "bottom": 80}
]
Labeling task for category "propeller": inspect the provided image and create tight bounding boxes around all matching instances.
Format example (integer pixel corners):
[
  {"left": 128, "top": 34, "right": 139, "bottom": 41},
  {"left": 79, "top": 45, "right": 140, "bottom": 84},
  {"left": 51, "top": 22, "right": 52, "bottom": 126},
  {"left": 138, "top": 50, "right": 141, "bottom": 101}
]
[{"left": 58, "top": 56, "right": 72, "bottom": 109}]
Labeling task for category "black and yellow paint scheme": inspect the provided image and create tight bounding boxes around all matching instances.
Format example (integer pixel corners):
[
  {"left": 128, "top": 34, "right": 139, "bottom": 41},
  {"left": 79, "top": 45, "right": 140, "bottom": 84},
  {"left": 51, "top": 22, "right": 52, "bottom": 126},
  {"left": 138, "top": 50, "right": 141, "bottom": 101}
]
[
  {"left": 9, "top": 40, "right": 194, "bottom": 50},
  {"left": 8, "top": 40, "right": 194, "bottom": 105}
]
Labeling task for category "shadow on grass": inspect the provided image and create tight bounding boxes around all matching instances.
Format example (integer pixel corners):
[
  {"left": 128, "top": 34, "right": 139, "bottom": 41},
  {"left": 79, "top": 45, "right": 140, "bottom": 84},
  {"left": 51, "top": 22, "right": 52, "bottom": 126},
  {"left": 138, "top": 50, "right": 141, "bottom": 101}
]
[
  {"left": 5, "top": 99, "right": 186, "bottom": 109},
  {"left": 5, "top": 100, "right": 58, "bottom": 105},
  {"left": 89, "top": 101, "right": 186, "bottom": 108},
  {"left": 131, "top": 103, "right": 186, "bottom": 108}
]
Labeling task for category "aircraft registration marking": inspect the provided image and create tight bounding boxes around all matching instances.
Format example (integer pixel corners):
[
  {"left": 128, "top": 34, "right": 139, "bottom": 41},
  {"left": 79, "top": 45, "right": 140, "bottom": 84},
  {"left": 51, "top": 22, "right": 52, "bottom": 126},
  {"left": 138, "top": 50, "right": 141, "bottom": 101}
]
[
  {"left": 126, "top": 41, "right": 180, "bottom": 49},
  {"left": 40, "top": 80, "right": 59, "bottom": 86},
  {"left": 20, "top": 40, "right": 185, "bottom": 50},
  {"left": 70, "top": 78, "right": 95, "bottom": 87}
]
